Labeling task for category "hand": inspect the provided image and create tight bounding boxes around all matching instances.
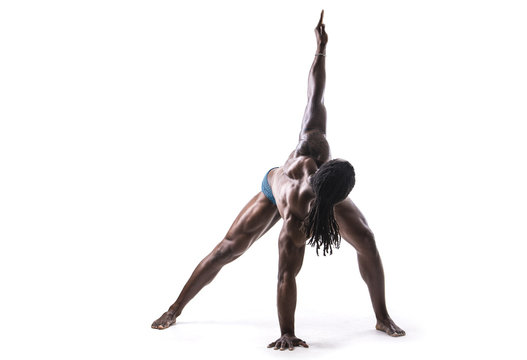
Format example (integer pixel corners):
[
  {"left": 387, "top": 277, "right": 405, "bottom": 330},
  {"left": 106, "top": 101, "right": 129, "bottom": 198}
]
[
  {"left": 315, "top": 10, "right": 328, "bottom": 49},
  {"left": 268, "top": 334, "right": 309, "bottom": 351}
]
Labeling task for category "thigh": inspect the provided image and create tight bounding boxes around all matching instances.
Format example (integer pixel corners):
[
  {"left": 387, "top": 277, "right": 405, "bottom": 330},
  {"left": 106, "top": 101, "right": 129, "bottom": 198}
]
[
  {"left": 223, "top": 192, "right": 281, "bottom": 254},
  {"left": 334, "top": 198, "right": 375, "bottom": 251}
]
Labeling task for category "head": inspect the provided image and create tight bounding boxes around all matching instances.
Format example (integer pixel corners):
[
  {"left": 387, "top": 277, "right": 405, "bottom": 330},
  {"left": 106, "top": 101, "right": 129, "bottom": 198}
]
[{"left": 301, "top": 159, "right": 355, "bottom": 255}]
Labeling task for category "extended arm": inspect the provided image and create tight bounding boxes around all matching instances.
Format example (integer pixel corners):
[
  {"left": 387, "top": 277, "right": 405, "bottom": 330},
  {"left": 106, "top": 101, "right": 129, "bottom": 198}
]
[
  {"left": 300, "top": 10, "right": 328, "bottom": 137},
  {"left": 268, "top": 220, "right": 308, "bottom": 350}
]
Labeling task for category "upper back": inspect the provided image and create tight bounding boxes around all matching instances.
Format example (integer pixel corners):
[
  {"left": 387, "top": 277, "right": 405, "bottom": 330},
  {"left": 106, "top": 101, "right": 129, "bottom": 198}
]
[
  {"left": 269, "top": 130, "right": 331, "bottom": 221},
  {"left": 270, "top": 155, "right": 318, "bottom": 223}
]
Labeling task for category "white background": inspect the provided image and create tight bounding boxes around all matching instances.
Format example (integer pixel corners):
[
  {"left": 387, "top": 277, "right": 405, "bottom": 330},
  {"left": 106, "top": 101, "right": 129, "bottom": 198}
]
[{"left": 1, "top": 1, "right": 526, "bottom": 359}]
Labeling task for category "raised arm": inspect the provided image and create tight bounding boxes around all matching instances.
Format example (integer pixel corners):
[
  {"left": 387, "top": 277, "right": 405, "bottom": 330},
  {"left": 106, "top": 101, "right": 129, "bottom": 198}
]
[{"left": 300, "top": 10, "right": 328, "bottom": 138}]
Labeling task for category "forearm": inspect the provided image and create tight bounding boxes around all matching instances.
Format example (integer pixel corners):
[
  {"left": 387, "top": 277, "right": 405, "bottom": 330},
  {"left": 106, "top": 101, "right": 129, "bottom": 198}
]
[
  {"left": 276, "top": 223, "right": 305, "bottom": 336},
  {"left": 306, "top": 44, "right": 326, "bottom": 104},
  {"left": 300, "top": 52, "right": 327, "bottom": 136},
  {"left": 277, "top": 275, "right": 297, "bottom": 335}
]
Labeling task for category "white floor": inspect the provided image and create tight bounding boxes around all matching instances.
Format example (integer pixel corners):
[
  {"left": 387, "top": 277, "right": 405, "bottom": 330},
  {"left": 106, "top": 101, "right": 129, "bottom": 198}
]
[{"left": 3, "top": 233, "right": 520, "bottom": 360}]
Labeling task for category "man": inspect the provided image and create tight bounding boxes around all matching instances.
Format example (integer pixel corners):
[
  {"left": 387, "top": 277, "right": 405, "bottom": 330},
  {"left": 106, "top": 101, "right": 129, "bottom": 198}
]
[{"left": 152, "top": 11, "right": 405, "bottom": 350}]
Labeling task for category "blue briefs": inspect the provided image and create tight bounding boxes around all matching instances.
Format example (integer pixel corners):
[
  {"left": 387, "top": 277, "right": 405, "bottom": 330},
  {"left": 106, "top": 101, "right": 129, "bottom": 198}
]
[{"left": 261, "top": 167, "right": 278, "bottom": 205}]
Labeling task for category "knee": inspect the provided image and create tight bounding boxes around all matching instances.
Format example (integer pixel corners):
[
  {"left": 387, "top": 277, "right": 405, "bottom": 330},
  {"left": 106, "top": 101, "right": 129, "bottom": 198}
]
[
  {"left": 356, "top": 231, "right": 378, "bottom": 257},
  {"left": 210, "top": 238, "right": 243, "bottom": 264},
  {"left": 277, "top": 271, "right": 295, "bottom": 285}
]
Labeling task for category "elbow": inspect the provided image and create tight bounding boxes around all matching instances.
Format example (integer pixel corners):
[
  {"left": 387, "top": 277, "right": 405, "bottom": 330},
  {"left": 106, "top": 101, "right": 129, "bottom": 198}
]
[
  {"left": 357, "top": 231, "right": 379, "bottom": 258},
  {"left": 307, "top": 93, "right": 324, "bottom": 106}
]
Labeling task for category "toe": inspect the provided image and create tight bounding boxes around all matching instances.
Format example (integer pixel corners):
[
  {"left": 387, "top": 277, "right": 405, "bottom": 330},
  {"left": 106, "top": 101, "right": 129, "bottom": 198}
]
[{"left": 394, "top": 329, "right": 406, "bottom": 337}]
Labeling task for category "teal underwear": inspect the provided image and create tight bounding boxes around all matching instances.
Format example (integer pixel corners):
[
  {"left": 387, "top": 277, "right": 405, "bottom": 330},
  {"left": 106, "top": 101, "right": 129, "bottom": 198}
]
[{"left": 261, "top": 167, "right": 278, "bottom": 205}]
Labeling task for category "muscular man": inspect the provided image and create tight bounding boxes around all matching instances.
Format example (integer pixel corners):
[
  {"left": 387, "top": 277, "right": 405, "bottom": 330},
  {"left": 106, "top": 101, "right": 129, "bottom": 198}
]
[{"left": 151, "top": 11, "right": 405, "bottom": 350}]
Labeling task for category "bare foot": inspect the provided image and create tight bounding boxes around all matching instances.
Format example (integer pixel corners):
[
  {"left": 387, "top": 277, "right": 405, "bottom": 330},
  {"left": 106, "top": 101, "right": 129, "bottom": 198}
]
[
  {"left": 151, "top": 311, "right": 177, "bottom": 330},
  {"left": 376, "top": 317, "right": 406, "bottom": 337}
]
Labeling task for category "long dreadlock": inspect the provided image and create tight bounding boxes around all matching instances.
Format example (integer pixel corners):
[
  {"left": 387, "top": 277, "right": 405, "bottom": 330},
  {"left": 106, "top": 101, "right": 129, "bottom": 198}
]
[{"left": 301, "top": 159, "right": 355, "bottom": 256}]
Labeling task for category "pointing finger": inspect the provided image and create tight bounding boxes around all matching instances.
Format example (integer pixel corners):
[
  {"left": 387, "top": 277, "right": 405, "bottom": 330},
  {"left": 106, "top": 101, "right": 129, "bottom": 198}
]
[{"left": 318, "top": 10, "right": 324, "bottom": 27}]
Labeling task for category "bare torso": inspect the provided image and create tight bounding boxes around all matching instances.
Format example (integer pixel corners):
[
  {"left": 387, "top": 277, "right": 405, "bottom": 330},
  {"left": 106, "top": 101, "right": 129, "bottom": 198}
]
[{"left": 268, "top": 136, "right": 327, "bottom": 246}]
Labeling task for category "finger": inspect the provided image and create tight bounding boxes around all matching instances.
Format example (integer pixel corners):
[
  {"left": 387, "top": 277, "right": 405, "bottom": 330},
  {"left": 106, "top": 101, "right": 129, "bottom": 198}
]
[
  {"left": 318, "top": 10, "right": 324, "bottom": 27},
  {"left": 274, "top": 341, "right": 281, "bottom": 350},
  {"left": 280, "top": 341, "right": 287, "bottom": 351},
  {"left": 288, "top": 340, "right": 294, "bottom": 351},
  {"left": 300, "top": 341, "right": 309, "bottom": 348},
  {"left": 267, "top": 342, "right": 276, "bottom": 348}
]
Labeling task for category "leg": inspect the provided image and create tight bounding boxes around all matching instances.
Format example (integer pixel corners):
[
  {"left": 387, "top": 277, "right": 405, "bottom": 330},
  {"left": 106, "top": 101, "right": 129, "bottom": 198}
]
[
  {"left": 334, "top": 198, "right": 405, "bottom": 337},
  {"left": 152, "top": 192, "right": 280, "bottom": 329}
]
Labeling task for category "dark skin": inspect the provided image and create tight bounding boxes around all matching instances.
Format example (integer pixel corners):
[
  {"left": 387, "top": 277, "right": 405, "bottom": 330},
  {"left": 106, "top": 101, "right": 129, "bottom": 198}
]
[{"left": 152, "top": 11, "right": 405, "bottom": 350}]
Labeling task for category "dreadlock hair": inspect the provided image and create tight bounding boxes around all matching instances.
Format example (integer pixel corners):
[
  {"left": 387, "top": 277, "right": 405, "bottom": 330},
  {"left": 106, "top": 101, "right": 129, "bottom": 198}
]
[{"left": 301, "top": 159, "right": 355, "bottom": 256}]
